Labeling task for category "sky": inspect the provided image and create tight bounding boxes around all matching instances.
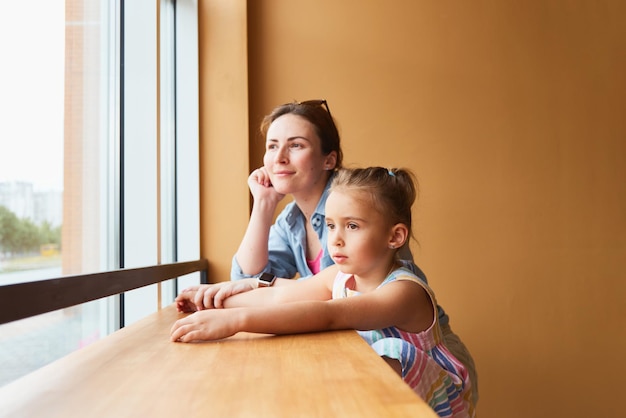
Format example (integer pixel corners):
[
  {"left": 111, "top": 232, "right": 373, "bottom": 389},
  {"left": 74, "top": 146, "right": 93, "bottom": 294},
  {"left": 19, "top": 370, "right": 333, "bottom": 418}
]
[{"left": 0, "top": 1, "right": 65, "bottom": 192}]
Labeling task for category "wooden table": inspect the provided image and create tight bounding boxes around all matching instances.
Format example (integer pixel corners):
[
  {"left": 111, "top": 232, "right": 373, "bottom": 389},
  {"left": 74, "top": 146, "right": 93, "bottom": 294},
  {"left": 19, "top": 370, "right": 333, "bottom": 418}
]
[{"left": 0, "top": 305, "right": 437, "bottom": 417}]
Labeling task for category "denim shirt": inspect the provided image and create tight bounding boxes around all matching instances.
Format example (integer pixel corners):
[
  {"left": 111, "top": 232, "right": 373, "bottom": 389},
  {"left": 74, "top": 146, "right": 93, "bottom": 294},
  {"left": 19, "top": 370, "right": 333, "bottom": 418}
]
[
  {"left": 231, "top": 175, "right": 335, "bottom": 281},
  {"left": 230, "top": 174, "right": 450, "bottom": 326}
]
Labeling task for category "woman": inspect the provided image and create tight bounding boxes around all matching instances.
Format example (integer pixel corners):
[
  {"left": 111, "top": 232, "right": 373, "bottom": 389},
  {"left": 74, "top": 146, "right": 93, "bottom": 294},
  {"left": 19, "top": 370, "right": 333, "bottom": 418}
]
[
  {"left": 231, "top": 100, "right": 341, "bottom": 280},
  {"left": 178, "top": 100, "right": 478, "bottom": 404}
]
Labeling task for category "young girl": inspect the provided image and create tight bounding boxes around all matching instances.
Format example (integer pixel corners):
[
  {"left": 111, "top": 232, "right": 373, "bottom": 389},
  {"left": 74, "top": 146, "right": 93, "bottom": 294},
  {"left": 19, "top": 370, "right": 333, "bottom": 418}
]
[{"left": 171, "top": 167, "right": 474, "bottom": 417}]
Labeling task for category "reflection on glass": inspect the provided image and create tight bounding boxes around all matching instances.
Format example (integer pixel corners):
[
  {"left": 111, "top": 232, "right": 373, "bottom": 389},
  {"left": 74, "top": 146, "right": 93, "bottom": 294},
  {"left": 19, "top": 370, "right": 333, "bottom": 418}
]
[{"left": 0, "top": 0, "right": 117, "bottom": 387}]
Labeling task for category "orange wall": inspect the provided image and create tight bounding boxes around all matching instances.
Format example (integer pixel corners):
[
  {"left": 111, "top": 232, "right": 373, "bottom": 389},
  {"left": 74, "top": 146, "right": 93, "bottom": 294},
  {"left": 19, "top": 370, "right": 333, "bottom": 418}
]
[
  {"left": 201, "top": 2, "right": 626, "bottom": 417},
  {"left": 199, "top": 0, "right": 250, "bottom": 282}
]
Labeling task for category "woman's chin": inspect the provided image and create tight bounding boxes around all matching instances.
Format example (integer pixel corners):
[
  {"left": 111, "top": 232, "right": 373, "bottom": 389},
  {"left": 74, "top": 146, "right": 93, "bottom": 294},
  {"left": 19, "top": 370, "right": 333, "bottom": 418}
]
[{"left": 269, "top": 179, "right": 295, "bottom": 195}]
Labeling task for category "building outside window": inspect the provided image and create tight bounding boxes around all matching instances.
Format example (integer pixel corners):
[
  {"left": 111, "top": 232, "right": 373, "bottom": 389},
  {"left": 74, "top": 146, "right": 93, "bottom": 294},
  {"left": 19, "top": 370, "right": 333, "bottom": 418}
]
[{"left": 0, "top": 0, "right": 199, "bottom": 387}]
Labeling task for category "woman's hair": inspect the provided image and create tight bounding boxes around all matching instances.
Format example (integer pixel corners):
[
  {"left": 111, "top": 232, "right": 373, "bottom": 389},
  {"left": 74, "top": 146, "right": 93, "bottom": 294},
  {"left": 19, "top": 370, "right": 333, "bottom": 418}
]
[
  {"left": 330, "top": 167, "right": 418, "bottom": 238},
  {"left": 260, "top": 100, "right": 343, "bottom": 169}
]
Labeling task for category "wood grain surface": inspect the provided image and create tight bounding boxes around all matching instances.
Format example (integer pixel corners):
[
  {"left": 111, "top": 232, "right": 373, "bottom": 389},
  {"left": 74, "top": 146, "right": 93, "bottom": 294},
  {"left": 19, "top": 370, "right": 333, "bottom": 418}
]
[{"left": 0, "top": 305, "right": 437, "bottom": 417}]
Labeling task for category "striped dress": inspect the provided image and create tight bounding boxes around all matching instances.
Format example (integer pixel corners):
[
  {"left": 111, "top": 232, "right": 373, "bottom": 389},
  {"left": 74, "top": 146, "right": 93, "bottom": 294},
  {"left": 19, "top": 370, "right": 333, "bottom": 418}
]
[{"left": 332, "top": 267, "right": 475, "bottom": 418}]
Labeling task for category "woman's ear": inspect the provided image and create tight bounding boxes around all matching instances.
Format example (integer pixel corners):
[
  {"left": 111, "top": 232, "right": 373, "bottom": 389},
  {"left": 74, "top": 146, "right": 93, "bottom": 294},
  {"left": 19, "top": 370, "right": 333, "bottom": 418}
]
[
  {"left": 324, "top": 151, "right": 337, "bottom": 170},
  {"left": 388, "top": 224, "right": 409, "bottom": 249}
]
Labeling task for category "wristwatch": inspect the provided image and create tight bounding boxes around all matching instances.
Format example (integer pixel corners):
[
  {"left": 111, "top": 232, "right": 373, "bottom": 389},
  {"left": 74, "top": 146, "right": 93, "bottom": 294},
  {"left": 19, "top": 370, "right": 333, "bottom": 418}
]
[{"left": 257, "top": 272, "right": 277, "bottom": 288}]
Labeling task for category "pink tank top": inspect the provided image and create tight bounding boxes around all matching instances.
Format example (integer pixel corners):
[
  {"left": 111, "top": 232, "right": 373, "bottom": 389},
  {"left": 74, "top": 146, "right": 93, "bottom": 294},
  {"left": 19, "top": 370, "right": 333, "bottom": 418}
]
[{"left": 306, "top": 249, "right": 323, "bottom": 274}]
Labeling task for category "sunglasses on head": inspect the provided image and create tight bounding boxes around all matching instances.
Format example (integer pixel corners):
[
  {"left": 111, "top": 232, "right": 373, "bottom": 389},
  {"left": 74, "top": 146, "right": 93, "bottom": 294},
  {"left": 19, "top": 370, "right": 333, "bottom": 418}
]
[{"left": 291, "top": 99, "right": 332, "bottom": 118}]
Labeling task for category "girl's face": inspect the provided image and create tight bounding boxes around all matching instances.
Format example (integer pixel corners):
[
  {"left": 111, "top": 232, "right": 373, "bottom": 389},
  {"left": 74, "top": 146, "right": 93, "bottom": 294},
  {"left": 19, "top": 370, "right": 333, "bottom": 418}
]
[
  {"left": 325, "top": 189, "right": 395, "bottom": 278},
  {"left": 263, "top": 114, "right": 335, "bottom": 196}
]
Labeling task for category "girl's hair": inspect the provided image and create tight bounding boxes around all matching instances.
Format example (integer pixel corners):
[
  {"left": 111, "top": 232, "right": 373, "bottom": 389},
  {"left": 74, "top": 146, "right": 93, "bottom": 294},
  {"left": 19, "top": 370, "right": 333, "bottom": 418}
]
[
  {"left": 260, "top": 100, "right": 343, "bottom": 169},
  {"left": 330, "top": 167, "right": 418, "bottom": 238}
]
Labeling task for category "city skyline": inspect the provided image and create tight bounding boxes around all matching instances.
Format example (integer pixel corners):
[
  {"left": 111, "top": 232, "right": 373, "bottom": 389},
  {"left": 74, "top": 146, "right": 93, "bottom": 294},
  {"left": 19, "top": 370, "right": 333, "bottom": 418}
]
[{"left": 0, "top": 181, "right": 63, "bottom": 227}]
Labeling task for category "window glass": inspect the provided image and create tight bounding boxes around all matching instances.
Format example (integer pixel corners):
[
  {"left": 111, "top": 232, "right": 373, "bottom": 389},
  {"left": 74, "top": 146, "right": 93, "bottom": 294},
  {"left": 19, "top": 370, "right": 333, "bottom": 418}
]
[
  {"left": 160, "top": 0, "right": 177, "bottom": 305},
  {"left": 0, "top": 2, "right": 65, "bottom": 280},
  {"left": 0, "top": 0, "right": 198, "bottom": 388},
  {"left": 0, "top": 0, "right": 118, "bottom": 386}
]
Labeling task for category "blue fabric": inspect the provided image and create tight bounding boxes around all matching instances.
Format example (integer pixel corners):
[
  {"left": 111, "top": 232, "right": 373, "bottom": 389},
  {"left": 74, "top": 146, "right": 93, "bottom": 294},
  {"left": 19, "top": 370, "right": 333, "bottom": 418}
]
[{"left": 230, "top": 174, "right": 335, "bottom": 281}]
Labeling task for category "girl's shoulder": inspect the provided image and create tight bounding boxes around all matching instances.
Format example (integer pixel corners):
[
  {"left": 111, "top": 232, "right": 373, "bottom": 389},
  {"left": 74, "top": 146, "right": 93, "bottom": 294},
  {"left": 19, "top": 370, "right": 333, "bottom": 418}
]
[
  {"left": 380, "top": 267, "right": 436, "bottom": 298},
  {"left": 383, "top": 267, "right": 425, "bottom": 285}
]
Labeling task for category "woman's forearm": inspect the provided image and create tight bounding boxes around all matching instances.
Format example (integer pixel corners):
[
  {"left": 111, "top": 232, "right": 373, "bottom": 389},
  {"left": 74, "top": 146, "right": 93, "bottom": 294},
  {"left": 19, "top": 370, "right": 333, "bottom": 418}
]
[
  {"left": 222, "top": 282, "right": 298, "bottom": 308},
  {"left": 234, "top": 199, "right": 276, "bottom": 275},
  {"left": 222, "top": 286, "right": 276, "bottom": 308},
  {"left": 223, "top": 271, "right": 333, "bottom": 309}
]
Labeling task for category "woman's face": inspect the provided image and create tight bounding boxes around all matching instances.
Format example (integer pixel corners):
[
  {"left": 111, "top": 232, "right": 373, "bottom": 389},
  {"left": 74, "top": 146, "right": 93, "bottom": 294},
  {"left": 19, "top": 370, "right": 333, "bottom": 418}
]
[{"left": 263, "top": 113, "right": 335, "bottom": 196}]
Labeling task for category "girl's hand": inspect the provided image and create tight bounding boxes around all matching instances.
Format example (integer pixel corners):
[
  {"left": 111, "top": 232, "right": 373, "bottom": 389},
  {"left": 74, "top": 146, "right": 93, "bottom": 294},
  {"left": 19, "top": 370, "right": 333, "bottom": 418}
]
[
  {"left": 248, "top": 167, "right": 285, "bottom": 206},
  {"left": 170, "top": 309, "right": 240, "bottom": 342}
]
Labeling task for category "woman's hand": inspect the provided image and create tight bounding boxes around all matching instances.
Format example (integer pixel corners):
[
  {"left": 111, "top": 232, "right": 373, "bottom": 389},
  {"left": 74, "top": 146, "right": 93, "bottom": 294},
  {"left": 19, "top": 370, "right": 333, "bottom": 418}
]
[
  {"left": 248, "top": 167, "right": 285, "bottom": 206},
  {"left": 170, "top": 309, "right": 240, "bottom": 342},
  {"left": 175, "top": 287, "right": 201, "bottom": 313},
  {"left": 174, "top": 279, "right": 258, "bottom": 312}
]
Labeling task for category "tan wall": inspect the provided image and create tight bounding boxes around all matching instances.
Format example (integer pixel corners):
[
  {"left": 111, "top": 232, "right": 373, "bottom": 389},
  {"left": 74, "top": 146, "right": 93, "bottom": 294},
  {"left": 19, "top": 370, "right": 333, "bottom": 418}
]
[
  {"left": 199, "top": 0, "right": 250, "bottom": 282},
  {"left": 201, "top": 1, "right": 626, "bottom": 417}
]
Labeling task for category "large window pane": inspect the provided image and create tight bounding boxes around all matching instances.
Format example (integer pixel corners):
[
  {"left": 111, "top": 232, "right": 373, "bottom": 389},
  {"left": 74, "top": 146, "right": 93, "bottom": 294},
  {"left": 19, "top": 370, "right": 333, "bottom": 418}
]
[
  {"left": 0, "top": 2, "right": 65, "bottom": 280},
  {"left": 0, "top": 0, "right": 118, "bottom": 386},
  {"left": 0, "top": 0, "right": 199, "bottom": 388}
]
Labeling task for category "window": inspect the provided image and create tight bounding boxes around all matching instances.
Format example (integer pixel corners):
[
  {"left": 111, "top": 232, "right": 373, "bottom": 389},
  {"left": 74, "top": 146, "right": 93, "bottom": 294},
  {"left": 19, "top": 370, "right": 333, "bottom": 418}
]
[
  {"left": 0, "top": 2, "right": 66, "bottom": 279},
  {"left": 0, "top": 0, "right": 199, "bottom": 387}
]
